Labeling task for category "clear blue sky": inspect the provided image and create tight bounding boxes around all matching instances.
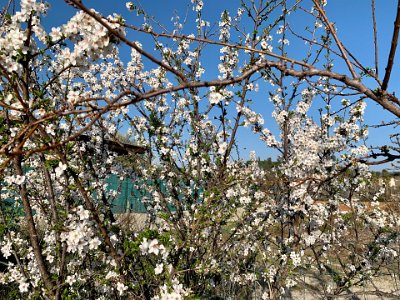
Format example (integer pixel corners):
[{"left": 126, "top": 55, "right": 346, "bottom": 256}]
[{"left": 41, "top": 1, "right": 399, "bottom": 170}]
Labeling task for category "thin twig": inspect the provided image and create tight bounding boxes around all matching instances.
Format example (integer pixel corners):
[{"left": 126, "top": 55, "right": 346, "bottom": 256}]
[
  {"left": 0, "top": 0, "right": 13, "bottom": 26},
  {"left": 313, "top": 0, "right": 358, "bottom": 79},
  {"left": 115, "top": 21, "right": 312, "bottom": 69},
  {"left": 371, "top": 0, "right": 379, "bottom": 76}
]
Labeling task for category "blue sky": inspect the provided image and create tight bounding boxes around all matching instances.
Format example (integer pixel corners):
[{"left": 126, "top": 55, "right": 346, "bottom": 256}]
[{"left": 41, "top": 1, "right": 399, "bottom": 169}]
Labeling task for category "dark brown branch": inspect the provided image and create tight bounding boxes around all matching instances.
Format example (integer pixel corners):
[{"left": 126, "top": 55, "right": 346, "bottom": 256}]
[
  {"left": 361, "top": 151, "right": 400, "bottom": 165},
  {"left": 13, "top": 156, "right": 55, "bottom": 296},
  {"left": 39, "top": 153, "right": 64, "bottom": 300},
  {"left": 362, "top": 157, "right": 399, "bottom": 165},
  {"left": 381, "top": 0, "right": 400, "bottom": 90}
]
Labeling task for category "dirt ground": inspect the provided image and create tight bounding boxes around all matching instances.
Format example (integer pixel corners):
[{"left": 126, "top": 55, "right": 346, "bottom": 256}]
[{"left": 290, "top": 276, "right": 400, "bottom": 300}]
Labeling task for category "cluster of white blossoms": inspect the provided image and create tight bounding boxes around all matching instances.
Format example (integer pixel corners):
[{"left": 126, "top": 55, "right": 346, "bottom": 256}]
[
  {"left": 219, "top": 11, "right": 231, "bottom": 42},
  {"left": 53, "top": 10, "right": 123, "bottom": 68},
  {"left": 0, "top": 239, "right": 12, "bottom": 260},
  {"left": 191, "top": 0, "right": 204, "bottom": 12},
  {"left": 349, "top": 101, "right": 367, "bottom": 120},
  {"left": 154, "top": 279, "right": 189, "bottom": 300},
  {"left": 54, "top": 162, "right": 68, "bottom": 178},
  {"left": 208, "top": 87, "right": 233, "bottom": 105},
  {"left": 139, "top": 237, "right": 167, "bottom": 257},
  {"left": 208, "top": 89, "right": 224, "bottom": 105},
  {"left": 60, "top": 206, "right": 101, "bottom": 255},
  {"left": 0, "top": 0, "right": 47, "bottom": 74},
  {"left": 219, "top": 46, "right": 239, "bottom": 79},
  {"left": 237, "top": 105, "right": 265, "bottom": 129},
  {"left": 4, "top": 175, "right": 26, "bottom": 186},
  {"left": 0, "top": 232, "right": 42, "bottom": 294},
  {"left": 0, "top": 0, "right": 120, "bottom": 76},
  {"left": 260, "top": 128, "right": 279, "bottom": 147},
  {"left": 260, "top": 35, "right": 273, "bottom": 52}
]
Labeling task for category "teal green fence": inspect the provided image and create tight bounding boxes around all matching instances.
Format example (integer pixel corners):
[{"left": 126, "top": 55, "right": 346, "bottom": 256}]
[
  {"left": 106, "top": 175, "right": 189, "bottom": 214},
  {"left": 2, "top": 175, "right": 186, "bottom": 215},
  {"left": 106, "top": 174, "right": 147, "bottom": 213}
]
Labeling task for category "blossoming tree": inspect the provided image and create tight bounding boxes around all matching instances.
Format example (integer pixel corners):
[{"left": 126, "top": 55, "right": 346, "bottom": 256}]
[{"left": 0, "top": 0, "right": 399, "bottom": 299}]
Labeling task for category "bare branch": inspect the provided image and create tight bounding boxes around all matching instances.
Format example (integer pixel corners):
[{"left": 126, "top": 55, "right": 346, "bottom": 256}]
[
  {"left": 381, "top": 0, "right": 400, "bottom": 90},
  {"left": 371, "top": 0, "right": 379, "bottom": 76},
  {"left": 313, "top": 0, "right": 358, "bottom": 79}
]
